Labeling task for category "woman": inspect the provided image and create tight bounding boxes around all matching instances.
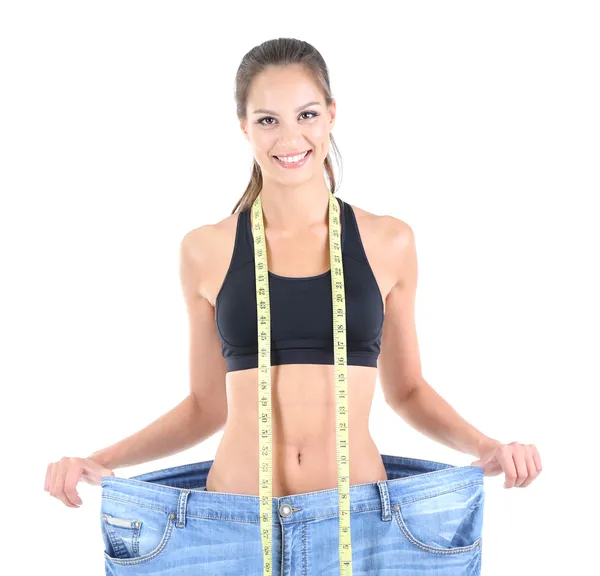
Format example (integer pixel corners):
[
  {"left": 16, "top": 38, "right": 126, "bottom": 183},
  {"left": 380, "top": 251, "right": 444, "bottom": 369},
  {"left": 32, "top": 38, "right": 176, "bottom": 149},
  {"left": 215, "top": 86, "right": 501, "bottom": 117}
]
[{"left": 45, "top": 38, "right": 542, "bottom": 575}]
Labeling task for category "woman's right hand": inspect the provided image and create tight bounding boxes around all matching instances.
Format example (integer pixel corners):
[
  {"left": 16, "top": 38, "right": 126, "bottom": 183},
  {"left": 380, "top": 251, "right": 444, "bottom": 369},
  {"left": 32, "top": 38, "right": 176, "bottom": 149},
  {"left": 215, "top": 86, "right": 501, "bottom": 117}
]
[{"left": 44, "top": 456, "right": 115, "bottom": 508}]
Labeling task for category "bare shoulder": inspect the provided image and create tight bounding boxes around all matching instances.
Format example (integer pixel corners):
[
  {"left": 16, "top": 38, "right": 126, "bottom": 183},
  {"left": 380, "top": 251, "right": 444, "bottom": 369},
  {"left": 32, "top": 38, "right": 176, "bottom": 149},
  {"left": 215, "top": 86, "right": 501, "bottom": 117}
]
[
  {"left": 346, "top": 200, "right": 414, "bottom": 255},
  {"left": 179, "top": 211, "right": 241, "bottom": 306},
  {"left": 180, "top": 211, "right": 237, "bottom": 262}
]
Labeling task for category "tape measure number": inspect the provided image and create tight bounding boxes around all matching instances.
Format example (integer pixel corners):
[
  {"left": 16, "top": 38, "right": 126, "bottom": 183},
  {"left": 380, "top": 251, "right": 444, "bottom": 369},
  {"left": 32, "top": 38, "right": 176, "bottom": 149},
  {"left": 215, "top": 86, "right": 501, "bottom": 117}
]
[{"left": 251, "top": 191, "right": 352, "bottom": 575}]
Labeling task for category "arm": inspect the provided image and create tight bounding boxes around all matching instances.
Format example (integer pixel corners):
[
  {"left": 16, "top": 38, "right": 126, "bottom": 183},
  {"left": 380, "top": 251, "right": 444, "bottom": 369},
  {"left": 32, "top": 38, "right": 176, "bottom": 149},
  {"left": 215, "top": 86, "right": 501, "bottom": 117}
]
[
  {"left": 88, "top": 227, "right": 228, "bottom": 470},
  {"left": 377, "top": 220, "right": 501, "bottom": 459}
]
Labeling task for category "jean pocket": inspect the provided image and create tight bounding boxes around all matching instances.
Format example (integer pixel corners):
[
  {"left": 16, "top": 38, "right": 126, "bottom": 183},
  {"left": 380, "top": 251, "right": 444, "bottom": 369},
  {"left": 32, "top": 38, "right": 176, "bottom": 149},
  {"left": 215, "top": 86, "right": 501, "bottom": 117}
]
[
  {"left": 100, "top": 497, "right": 177, "bottom": 566},
  {"left": 391, "top": 481, "right": 484, "bottom": 556}
]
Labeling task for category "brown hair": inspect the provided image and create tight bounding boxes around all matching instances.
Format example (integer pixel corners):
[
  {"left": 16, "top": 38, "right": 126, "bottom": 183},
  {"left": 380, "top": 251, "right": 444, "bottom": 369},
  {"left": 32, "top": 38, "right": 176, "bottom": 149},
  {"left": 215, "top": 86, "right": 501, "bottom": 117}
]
[{"left": 231, "top": 38, "right": 343, "bottom": 215}]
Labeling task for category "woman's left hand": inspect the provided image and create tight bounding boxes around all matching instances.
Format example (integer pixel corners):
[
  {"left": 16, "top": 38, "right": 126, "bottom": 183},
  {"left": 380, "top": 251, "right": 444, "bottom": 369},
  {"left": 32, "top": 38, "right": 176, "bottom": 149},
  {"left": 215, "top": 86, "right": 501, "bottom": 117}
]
[{"left": 471, "top": 441, "right": 542, "bottom": 488}]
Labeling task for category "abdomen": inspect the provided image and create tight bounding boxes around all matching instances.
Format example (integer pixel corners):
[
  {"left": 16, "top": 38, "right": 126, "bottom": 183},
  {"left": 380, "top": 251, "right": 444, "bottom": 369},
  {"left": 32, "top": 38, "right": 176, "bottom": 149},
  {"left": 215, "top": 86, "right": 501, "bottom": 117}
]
[{"left": 206, "top": 364, "right": 387, "bottom": 496}]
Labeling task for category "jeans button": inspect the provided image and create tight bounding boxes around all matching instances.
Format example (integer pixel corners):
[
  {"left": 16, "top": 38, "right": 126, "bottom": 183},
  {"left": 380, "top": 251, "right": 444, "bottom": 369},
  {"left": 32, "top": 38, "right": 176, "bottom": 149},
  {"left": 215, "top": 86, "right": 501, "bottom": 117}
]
[{"left": 279, "top": 503, "right": 292, "bottom": 518}]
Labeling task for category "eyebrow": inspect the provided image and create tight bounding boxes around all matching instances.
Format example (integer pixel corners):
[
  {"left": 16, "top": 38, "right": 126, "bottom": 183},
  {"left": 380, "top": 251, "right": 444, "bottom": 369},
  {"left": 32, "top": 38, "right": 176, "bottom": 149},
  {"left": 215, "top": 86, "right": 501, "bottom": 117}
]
[{"left": 252, "top": 101, "right": 322, "bottom": 115}]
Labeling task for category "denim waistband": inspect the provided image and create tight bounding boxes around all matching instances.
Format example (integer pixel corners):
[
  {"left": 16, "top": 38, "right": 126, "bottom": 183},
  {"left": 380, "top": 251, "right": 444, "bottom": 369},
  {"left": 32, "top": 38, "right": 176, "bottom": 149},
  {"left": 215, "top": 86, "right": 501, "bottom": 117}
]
[{"left": 100, "top": 454, "right": 484, "bottom": 526}]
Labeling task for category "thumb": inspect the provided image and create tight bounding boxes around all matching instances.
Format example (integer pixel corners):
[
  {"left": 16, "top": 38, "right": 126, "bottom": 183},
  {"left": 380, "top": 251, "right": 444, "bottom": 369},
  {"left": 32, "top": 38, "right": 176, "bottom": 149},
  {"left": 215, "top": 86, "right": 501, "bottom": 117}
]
[
  {"left": 471, "top": 453, "right": 492, "bottom": 468},
  {"left": 471, "top": 457, "right": 490, "bottom": 470},
  {"left": 82, "top": 458, "right": 115, "bottom": 485}
]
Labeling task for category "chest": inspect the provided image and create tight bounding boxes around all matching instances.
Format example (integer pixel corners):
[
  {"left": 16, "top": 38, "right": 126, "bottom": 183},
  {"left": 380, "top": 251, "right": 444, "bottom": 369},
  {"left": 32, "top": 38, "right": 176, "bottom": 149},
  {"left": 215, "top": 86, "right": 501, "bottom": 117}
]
[{"left": 215, "top": 255, "right": 384, "bottom": 348}]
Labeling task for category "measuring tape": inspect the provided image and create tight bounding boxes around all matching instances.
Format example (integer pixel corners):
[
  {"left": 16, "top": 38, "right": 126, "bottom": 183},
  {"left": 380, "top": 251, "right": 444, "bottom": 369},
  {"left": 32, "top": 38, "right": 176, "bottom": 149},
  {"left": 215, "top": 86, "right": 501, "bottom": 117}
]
[{"left": 251, "top": 191, "right": 352, "bottom": 575}]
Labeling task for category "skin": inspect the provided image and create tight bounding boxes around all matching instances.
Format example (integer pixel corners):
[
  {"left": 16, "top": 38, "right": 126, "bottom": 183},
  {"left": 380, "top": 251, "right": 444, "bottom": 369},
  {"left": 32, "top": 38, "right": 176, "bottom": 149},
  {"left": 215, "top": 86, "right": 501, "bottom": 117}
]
[
  {"left": 182, "top": 64, "right": 418, "bottom": 496},
  {"left": 44, "top": 66, "right": 542, "bottom": 509}
]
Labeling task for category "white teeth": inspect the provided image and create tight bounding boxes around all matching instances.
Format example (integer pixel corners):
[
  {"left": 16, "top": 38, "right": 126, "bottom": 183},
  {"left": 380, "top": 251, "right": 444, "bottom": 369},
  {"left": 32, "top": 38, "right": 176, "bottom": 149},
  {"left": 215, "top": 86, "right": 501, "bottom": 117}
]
[{"left": 276, "top": 150, "right": 309, "bottom": 163}]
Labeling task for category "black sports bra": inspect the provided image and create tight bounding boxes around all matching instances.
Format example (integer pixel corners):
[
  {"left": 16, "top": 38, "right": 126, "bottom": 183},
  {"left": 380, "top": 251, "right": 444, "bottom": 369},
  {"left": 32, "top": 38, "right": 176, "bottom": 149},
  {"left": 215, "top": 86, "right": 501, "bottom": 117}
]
[{"left": 215, "top": 196, "right": 384, "bottom": 372}]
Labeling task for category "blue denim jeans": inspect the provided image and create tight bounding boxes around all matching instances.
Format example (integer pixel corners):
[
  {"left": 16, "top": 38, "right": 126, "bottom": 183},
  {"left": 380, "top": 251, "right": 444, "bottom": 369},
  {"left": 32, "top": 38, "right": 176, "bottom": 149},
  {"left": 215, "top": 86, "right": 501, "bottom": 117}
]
[{"left": 99, "top": 454, "right": 485, "bottom": 575}]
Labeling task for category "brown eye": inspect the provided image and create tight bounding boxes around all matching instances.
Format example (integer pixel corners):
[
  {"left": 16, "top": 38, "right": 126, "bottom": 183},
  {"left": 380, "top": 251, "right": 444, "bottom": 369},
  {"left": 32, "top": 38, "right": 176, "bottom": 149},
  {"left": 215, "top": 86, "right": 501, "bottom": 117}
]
[
  {"left": 257, "top": 116, "right": 276, "bottom": 126},
  {"left": 257, "top": 111, "right": 319, "bottom": 127}
]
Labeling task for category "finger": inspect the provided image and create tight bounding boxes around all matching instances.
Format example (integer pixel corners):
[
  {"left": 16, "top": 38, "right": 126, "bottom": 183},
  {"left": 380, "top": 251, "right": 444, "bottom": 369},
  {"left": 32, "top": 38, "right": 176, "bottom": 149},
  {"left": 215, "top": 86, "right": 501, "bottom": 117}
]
[
  {"left": 82, "top": 459, "right": 114, "bottom": 484},
  {"left": 499, "top": 445, "right": 518, "bottom": 489},
  {"left": 53, "top": 458, "right": 78, "bottom": 508},
  {"left": 519, "top": 445, "right": 540, "bottom": 488},
  {"left": 50, "top": 462, "right": 59, "bottom": 497},
  {"left": 531, "top": 445, "right": 542, "bottom": 472},
  {"left": 64, "top": 461, "right": 83, "bottom": 506},
  {"left": 512, "top": 444, "right": 529, "bottom": 488},
  {"left": 44, "top": 463, "right": 52, "bottom": 492}
]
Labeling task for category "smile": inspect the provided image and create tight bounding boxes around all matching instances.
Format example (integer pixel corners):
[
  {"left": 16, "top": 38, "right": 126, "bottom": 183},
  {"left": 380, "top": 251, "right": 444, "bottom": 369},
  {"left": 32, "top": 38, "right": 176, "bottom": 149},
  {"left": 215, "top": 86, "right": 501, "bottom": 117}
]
[{"left": 273, "top": 150, "right": 312, "bottom": 169}]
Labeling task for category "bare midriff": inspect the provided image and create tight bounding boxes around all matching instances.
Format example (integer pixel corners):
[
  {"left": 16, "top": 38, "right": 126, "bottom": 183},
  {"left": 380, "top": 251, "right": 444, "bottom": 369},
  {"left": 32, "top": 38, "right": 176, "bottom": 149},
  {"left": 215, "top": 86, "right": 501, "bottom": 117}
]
[{"left": 205, "top": 363, "right": 388, "bottom": 497}]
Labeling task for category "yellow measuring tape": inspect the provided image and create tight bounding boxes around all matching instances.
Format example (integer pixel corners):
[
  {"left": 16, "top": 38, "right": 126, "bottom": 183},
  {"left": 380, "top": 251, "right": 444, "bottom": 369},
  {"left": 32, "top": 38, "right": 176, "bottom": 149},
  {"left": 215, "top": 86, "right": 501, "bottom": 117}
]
[{"left": 251, "top": 190, "right": 352, "bottom": 575}]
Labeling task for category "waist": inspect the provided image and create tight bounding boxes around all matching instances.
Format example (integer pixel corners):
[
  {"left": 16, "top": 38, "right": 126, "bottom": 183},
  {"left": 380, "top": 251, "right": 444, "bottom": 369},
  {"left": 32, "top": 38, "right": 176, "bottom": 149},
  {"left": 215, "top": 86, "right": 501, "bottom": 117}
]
[
  {"left": 216, "top": 364, "right": 380, "bottom": 495},
  {"left": 103, "top": 455, "right": 483, "bottom": 522},
  {"left": 207, "top": 428, "right": 385, "bottom": 496},
  {"left": 224, "top": 364, "right": 377, "bottom": 443}
]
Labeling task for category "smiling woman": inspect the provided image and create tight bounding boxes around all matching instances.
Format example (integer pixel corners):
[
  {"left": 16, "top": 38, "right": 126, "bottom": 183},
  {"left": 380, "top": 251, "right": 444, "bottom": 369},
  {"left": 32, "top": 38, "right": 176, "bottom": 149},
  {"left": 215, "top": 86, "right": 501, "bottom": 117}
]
[
  {"left": 44, "top": 36, "right": 530, "bottom": 576},
  {"left": 100, "top": 37, "right": 493, "bottom": 575}
]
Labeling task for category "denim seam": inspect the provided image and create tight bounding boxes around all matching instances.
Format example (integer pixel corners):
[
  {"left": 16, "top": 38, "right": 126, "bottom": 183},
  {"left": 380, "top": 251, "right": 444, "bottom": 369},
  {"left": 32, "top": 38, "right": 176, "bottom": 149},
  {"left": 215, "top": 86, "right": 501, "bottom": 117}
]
[
  {"left": 393, "top": 481, "right": 484, "bottom": 507},
  {"left": 104, "top": 514, "right": 176, "bottom": 566},
  {"left": 280, "top": 504, "right": 383, "bottom": 525},
  {"left": 391, "top": 468, "right": 483, "bottom": 485},
  {"left": 103, "top": 484, "right": 482, "bottom": 524},
  {"left": 176, "top": 489, "right": 190, "bottom": 528},
  {"left": 302, "top": 520, "right": 307, "bottom": 576},
  {"left": 133, "top": 524, "right": 140, "bottom": 556},
  {"left": 281, "top": 520, "right": 285, "bottom": 575},
  {"left": 104, "top": 522, "right": 127, "bottom": 558},
  {"left": 102, "top": 520, "right": 142, "bottom": 556},
  {"left": 102, "top": 494, "right": 170, "bottom": 515},
  {"left": 103, "top": 480, "right": 207, "bottom": 497},
  {"left": 392, "top": 506, "right": 481, "bottom": 556},
  {"left": 177, "top": 504, "right": 384, "bottom": 525},
  {"left": 105, "top": 480, "right": 263, "bottom": 500}
]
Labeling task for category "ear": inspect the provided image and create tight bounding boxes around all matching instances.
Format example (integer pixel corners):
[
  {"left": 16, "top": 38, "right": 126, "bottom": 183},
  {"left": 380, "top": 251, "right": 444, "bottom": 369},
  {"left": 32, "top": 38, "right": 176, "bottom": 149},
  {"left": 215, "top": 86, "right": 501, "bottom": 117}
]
[
  {"left": 240, "top": 119, "right": 250, "bottom": 141},
  {"left": 328, "top": 99, "right": 337, "bottom": 132}
]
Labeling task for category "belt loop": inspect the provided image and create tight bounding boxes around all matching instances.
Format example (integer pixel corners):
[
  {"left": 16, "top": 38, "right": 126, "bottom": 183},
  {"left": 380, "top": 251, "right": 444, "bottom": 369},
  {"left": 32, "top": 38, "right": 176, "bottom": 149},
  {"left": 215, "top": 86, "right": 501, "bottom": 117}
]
[
  {"left": 377, "top": 481, "right": 392, "bottom": 522},
  {"left": 176, "top": 489, "right": 190, "bottom": 528}
]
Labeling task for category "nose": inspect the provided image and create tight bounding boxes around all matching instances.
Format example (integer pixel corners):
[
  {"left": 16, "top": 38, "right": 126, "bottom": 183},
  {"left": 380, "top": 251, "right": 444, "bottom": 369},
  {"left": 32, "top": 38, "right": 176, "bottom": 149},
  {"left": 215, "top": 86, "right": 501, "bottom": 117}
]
[{"left": 278, "top": 122, "right": 305, "bottom": 146}]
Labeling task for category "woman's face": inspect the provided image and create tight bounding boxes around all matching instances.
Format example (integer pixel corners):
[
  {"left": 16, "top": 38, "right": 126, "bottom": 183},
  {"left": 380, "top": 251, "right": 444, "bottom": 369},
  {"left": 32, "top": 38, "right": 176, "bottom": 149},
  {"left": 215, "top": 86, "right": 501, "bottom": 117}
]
[{"left": 241, "top": 65, "right": 336, "bottom": 185}]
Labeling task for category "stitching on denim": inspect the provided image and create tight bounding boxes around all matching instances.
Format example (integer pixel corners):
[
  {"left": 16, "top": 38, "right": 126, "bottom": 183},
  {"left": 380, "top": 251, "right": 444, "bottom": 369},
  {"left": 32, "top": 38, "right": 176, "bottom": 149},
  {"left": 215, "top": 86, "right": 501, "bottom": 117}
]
[
  {"left": 176, "top": 490, "right": 190, "bottom": 528},
  {"left": 179, "top": 504, "right": 383, "bottom": 525},
  {"left": 278, "top": 504, "right": 383, "bottom": 525},
  {"left": 395, "top": 481, "right": 484, "bottom": 507},
  {"left": 103, "top": 480, "right": 211, "bottom": 497},
  {"left": 104, "top": 515, "right": 176, "bottom": 566},
  {"left": 377, "top": 481, "right": 391, "bottom": 521},
  {"left": 104, "top": 480, "right": 264, "bottom": 500},
  {"left": 281, "top": 521, "right": 285, "bottom": 574},
  {"left": 383, "top": 454, "right": 456, "bottom": 467},
  {"left": 103, "top": 521, "right": 124, "bottom": 558},
  {"left": 390, "top": 469, "right": 480, "bottom": 486},
  {"left": 102, "top": 516, "right": 142, "bottom": 559},
  {"left": 302, "top": 520, "right": 307, "bottom": 576},
  {"left": 133, "top": 523, "right": 141, "bottom": 556},
  {"left": 102, "top": 494, "right": 169, "bottom": 514},
  {"left": 128, "top": 461, "right": 212, "bottom": 480},
  {"left": 101, "top": 499, "right": 391, "bottom": 524},
  {"left": 392, "top": 506, "right": 481, "bottom": 556}
]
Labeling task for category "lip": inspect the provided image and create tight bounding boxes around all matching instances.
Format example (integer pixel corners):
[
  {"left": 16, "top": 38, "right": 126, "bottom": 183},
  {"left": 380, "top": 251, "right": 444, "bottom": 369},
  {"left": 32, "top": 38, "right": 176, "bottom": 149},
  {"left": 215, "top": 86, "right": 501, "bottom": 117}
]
[
  {"left": 273, "top": 149, "right": 312, "bottom": 169},
  {"left": 272, "top": 149, "right": 311, "bottom": 158}
]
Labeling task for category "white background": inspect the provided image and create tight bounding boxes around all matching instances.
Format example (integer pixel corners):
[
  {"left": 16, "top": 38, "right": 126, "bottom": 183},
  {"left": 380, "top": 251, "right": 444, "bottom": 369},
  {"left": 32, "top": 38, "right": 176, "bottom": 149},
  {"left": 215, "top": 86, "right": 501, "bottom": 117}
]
[{"left": 2, "top": 1, "right": 598, "bottom": 574}]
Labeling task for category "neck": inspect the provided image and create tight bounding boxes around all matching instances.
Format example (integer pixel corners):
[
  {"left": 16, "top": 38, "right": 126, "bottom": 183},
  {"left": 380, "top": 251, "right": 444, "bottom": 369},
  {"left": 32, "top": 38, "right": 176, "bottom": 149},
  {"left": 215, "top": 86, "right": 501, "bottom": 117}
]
[{"left": 256, "top": 180, "right": 332, "bottom": 233}]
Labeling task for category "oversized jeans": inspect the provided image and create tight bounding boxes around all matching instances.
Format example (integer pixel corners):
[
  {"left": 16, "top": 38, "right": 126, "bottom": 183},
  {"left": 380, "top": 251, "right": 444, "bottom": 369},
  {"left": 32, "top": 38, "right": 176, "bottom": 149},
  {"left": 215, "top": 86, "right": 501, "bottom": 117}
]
[{"left": 99, "top": 454, "right": 485, "bottom": 575}]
